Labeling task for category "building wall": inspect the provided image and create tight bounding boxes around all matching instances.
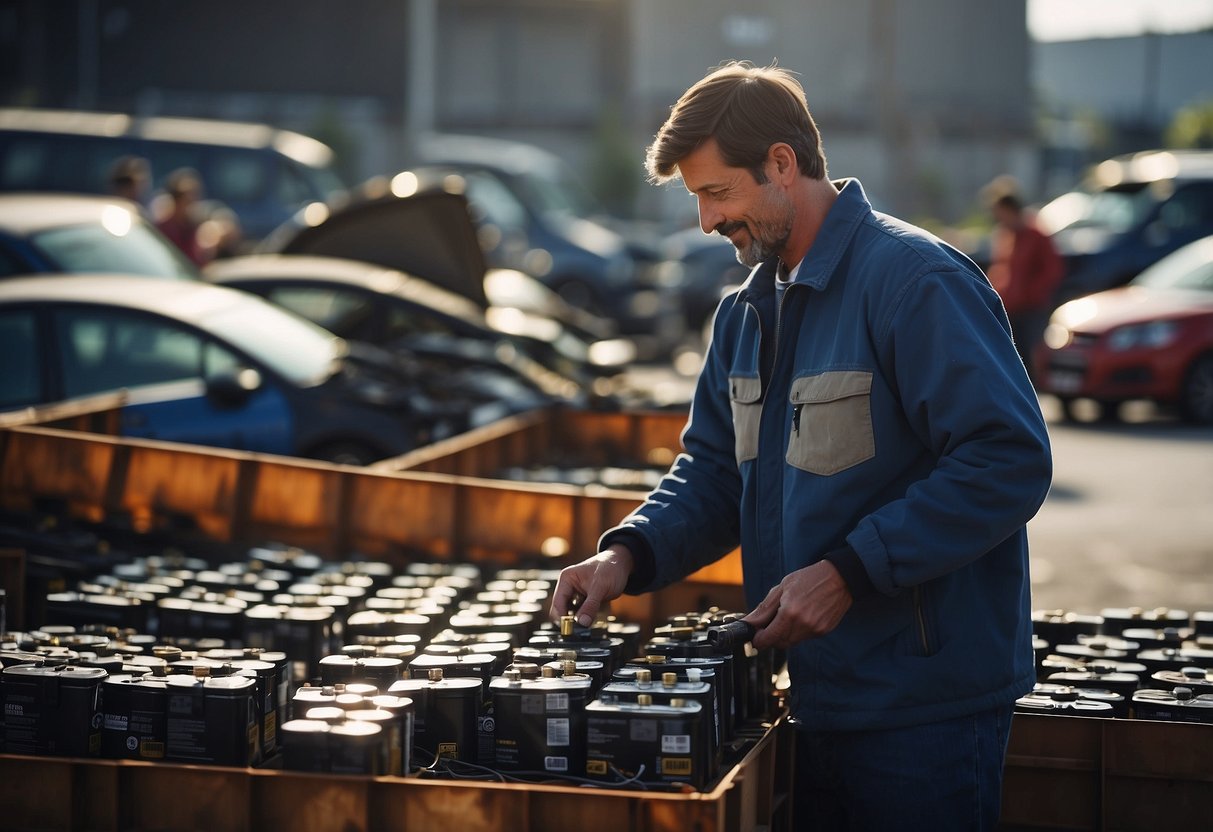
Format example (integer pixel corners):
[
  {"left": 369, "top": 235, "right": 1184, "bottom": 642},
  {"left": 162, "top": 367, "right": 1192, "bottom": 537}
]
[{"left": 0, "top": 0, "right": 1038, "bottom": 223}]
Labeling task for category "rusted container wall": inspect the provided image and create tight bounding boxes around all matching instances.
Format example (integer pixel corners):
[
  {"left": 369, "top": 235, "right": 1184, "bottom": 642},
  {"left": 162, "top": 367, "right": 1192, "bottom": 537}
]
[
  {"left": 379, "top": 407, "right": 687, "bottom": 476},
  {"left": 0, "top": 391, "right": 127, "bottom": 434},
  {"left": 1001, "top": 714, "right": 1213, "bottom": 831},
  {"left": 0, "top": 716, "right": 790, "bottom": 832}
]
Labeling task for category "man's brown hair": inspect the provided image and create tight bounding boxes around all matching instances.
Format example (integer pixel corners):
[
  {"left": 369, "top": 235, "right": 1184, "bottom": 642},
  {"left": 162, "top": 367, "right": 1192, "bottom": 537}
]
[{"left": 645, "top": 61, "right": 828, "bottom": 185}]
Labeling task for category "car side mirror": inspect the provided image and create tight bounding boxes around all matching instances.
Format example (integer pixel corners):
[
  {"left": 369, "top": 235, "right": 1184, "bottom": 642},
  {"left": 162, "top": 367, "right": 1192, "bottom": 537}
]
[{"left": 206, "top": 368, "right": 262, "bottom": 408}]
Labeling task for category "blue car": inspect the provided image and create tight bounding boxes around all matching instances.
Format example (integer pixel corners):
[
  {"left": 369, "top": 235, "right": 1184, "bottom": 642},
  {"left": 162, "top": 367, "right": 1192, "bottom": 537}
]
[
  {"left": 0, "top": 193, "right": 198, "bottom": 280},
  {"left": 1039, "top": 150, "right": 1213, "bottom": 303},
  {"left": 0, "top": 275, "right": 539, "bottom": 464}
]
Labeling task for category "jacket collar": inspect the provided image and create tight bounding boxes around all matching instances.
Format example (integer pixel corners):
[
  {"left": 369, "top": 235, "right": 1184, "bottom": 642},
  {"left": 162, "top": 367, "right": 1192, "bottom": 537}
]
[{"left": 737, "top": 178, "right": 871, "bottom": 303}]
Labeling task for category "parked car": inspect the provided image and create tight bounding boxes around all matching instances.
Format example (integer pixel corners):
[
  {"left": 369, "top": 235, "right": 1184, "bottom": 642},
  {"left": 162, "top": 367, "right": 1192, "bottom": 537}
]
[
  {"left": 259, "top": 182, "right": 639, "bottom": 367},
  {"left": 404, "top": 136, "right": 685, "bottom": 357},
  {"left": 1037, "top": 150, "right": 1213, "bottom": 303},
  {"left": 203, "top": 253, "right": 591, "bottom": 403},
  {"left": 0, "top": 275, "right": 546, "bottom": 463},
  {"left": 654, "top": 226, "right": 751, "bottom": 335},
  {"left": 0, "top": 193, "right": 198, "bottom": 279},
  {"left": 0, "top": 107, "right": 346, "bottom": 241},
  {"left": 1034, "top": 234, "right": 1213, "bottom": 424}
]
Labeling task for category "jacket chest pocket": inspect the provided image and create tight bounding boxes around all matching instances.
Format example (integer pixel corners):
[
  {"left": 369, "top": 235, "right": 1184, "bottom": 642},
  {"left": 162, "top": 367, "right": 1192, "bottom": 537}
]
[
  {"left": 787, "top": 371, "right": 875, "bottom": 475},
  {"left": 729, "top": 375, "right": 762, "bottom": 465}
]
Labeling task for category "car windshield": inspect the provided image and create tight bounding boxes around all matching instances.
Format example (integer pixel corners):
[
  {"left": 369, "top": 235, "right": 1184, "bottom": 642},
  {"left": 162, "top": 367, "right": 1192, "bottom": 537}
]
[
  {"left": 1036, "top": 183, "right": 1154, "bottom": 236},
  {"left": 202, "top": 300, "right": 344, "bottom": 386},
  {"left": 1132, "top": 237, "right": 1213, "bottom": 292},
  {"left": 31, "top": 212, "right": 199, "bottom": 279},
  {"left": 514, "top": 167, "right": 600, "bottom": 220}
]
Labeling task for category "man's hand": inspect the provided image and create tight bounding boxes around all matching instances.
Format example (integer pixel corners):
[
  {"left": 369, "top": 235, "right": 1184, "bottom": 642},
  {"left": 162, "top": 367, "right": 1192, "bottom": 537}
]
[
  {"left": 549, "top": 545, "right": 634, "bottom": 627},
  {"left": 741, "top": 560, "right": 853, "bottom": 651}
]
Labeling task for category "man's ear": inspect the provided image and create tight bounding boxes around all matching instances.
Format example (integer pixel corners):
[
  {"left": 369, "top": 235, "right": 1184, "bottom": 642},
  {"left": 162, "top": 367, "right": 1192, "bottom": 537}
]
[{"left": 768, "top": 143, "right": 798, "bottom": 183}]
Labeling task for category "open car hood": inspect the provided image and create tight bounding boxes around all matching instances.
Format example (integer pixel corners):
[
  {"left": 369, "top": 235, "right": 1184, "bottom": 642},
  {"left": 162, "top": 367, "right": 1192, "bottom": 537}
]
[{"left": 271, "top": 189, "right": 489, "bottom": 307}]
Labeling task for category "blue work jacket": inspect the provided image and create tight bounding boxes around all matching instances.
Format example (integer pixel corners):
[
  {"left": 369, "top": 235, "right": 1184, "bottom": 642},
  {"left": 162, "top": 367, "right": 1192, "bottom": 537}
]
[{"left": 603, "top": 179, "right": 1052, "bottom": 731}]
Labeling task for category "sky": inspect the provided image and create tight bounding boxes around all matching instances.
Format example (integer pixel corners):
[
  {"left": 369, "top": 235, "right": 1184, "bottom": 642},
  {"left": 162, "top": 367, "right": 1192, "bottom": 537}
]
[{"left": 1028, "top": 0, "right": 1213, "bottom": 41}]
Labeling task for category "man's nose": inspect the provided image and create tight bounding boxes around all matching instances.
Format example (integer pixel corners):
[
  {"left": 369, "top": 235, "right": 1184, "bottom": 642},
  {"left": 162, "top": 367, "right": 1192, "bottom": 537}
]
[{"left": 697, "top": 197, "right": 722, "bottom": 236}]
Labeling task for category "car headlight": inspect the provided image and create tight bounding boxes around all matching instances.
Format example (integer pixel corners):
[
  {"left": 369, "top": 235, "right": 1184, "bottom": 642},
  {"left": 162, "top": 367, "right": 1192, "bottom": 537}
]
[{"left": 1106, "top": 321, "right": 1180, "bottom": 352}]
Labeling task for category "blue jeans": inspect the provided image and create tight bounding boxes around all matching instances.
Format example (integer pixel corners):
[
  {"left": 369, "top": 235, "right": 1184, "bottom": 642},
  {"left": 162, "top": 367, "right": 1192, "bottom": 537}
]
[{"left": 792, "top": 704, "right": 1015, "bottom": 832}]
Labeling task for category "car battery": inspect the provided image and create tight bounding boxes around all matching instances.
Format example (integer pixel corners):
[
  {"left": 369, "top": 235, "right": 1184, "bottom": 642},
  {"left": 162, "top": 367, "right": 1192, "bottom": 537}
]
[
  {"left": 1148, "top": 667, "right": 1213, "bottom": 695},
  {"left": 223, "top": 658, "right": 280, "bottom": 758},
  {"left": 409, "top": 652, "right": 496, "bottom": 690},
  {"left": 1132, "top": 686, "right": 1213, "bottom": 724},
  {"left": 280, "top": 718, "right": 331, "bottom": 772},
  {"left": 344, "top": 636, "right": 420, "bottom": 666},
  {"left": 408, "top": 653, "right": 496, "bottom": 763},
  {"left": 1031, "top": 610, "right": 1104, "bottom": 645},
  {"left": 541, "top": 654, "right": 606, "bottom": 696},
  {"left": 1040, "top": 652, "right": 1148, "bottom": 679},
  {"left": 616, "top": 659, "right": 729, "bottom": 743},
  {"left": 157, "top": 598, "right": 245, "bottom": 644},
  {"left": 1045, "top": 667, "right": 1142, "bottom": 699},
  {"left": 346, "top": 707, "right": 404, "bottom": 775},
  {"left": 601, "top": 670, "right": 719, "bottom": 764},
  {"left": 701, "top": 613, "right": 773, "bottom": 723},
  {"left": 424, "top": 641, "right": 512, "bottom": 675},
  {"left": 1193, "top": 611, "right": 1213, "bottom": 636},
  {"left": 44, "top": 591, "right": 152, "bottom": 632},
  {"left": 1033, "top": 681, "right": 1129, "bottom": 718},
  {"left": 163, "top": 667, "right": 259, "bottom": 767},
  {"left": 101, "top": 672, "right": 168, "bottom": 760},
  {"left": 448, "top": 611, "right": 535, "bottom": 645},
  {"left": 1051, "top": 635, "right": 1141, "bottom": 663},
  {"left": 2, "top": 662, "right": 106, "bottom": 757},
  {"left": 292, "top": 683, "right": 338, "bottom": 719},
  {"left": 1100, "top": 607, "right": 1190, "bottom": 635},
  {"left": 1013, "top": 685, "right": 1116, "bottom": 718},
  {"left": 368, "top": 693, "right": 415, "bottom": 776},
  {"left": 389, "top": 670, "right": 481, "bottom": 765},
  {"left": 326, "top": 719, "right": 385, "bottom": 775},
  {"left": 489, "top": 662, "right": 592, "bottom": 776},
  {"left": 319, "top": 654, "right": 405, "bottom": 689},
  {"left": 1121, "top": 626, "right": 1193, "bottom": 649},
  {"left": 244, "top": 603, "right": 339, "bottom": 684},
  {"left": 586, "top": 695, "right": 710, "bottom": 788},
  {"left": 1137, "top": 646, "right": 1213, "bottom": 675},
  {"left": 204, "top": 647, "right": 289, "bottom": 754},
  {"left": 645, "top": 629, "right": 751, "bottom": 727},
  {"left": 515, "top": 643, "right": 614, "bottom": 682},
  {"left": 345, "top": 610, "right": 435, "bottom": 642},
  {"left": 528, "top": 616, "right": 624, "bottom": 669}
]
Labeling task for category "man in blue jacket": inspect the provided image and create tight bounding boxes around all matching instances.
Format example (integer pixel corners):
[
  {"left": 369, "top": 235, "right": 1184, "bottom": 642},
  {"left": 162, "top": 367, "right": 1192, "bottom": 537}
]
[{"left": 550, "top": 62, "right": 1052, "bottom": 829}]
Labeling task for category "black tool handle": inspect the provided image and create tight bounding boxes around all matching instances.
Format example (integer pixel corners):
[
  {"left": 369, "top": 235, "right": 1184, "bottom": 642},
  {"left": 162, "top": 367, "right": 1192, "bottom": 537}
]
[{"left": 706, "top": 619, "right": 756, "bottom": 653}]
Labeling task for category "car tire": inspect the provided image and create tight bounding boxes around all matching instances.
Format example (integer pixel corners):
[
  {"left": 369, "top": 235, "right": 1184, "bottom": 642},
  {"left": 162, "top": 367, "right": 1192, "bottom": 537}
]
[
  {"left": 1180, "top": 353, "right": 1213, "bottom": 425},
  {"left": 310, "top": 441, "right": 383, "bottom": 466}
]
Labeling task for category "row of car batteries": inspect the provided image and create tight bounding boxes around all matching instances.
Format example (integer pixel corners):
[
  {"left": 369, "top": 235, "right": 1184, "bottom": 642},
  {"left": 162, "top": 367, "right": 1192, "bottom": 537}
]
[
  {"left": 1020, "top": 607, "right": 1213, "bottom": 723},
  {"left": 1, "top": 547, "right": 778, "bottom": 789}
]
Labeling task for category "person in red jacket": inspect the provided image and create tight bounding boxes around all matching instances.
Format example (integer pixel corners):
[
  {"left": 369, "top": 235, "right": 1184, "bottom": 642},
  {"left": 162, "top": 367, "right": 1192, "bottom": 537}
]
[
  {"left": 154, "top": 168, "right": 209, "bottom": 266},
  {"left": 986, "top": 184, "right": 1065, "bottom": 384}
]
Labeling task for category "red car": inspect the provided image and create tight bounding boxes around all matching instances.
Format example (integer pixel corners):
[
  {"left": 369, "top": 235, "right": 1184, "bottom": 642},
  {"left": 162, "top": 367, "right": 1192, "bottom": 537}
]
[{"left": 1035, "top": 235, "right": 1213, "bottom": 424}]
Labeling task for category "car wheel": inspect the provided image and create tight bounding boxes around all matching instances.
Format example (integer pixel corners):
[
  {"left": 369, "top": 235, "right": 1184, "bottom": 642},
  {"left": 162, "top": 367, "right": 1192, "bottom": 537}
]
[
  {"left": 1180, "top": 353, "right": 1213, "bottom": 425},
  {"left": 311, "top": 441, "right": 382, "bottom": 466}
]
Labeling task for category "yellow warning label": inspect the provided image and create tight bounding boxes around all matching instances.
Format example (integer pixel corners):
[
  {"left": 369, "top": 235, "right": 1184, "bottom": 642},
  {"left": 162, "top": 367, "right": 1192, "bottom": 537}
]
[
  {"left": 141, "top": 741, "right": 165, "bottom": 759},
  {"left": 661, "top": 757, "right": 692, "bottom": 775},
  {"left": 586, "top": 759, "right": 608, "bottom": 775},
  {"left": 436, "top": 742, "right": 458, "bottom": 760}
]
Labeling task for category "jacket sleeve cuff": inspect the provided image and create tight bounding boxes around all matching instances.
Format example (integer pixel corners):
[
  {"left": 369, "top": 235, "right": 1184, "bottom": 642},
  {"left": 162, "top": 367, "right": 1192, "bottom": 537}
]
[
  {"left": 824, "top": 545, "right": 877, "bottom": 600},
  {"left": 600, "top": 529, "right": 656, "bottom": 595}
]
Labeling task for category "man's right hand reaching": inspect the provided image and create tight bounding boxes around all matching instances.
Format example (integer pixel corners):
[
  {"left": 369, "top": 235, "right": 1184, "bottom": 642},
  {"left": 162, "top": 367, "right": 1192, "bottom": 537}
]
[{"left": 549, "top": 544, "right": 634, "bottom": 627}]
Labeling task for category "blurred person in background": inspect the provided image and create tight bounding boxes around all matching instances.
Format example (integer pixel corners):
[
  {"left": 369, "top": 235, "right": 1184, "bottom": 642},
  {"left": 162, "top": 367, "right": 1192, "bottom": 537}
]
[
  {"left": 107, "top": 155, "right": 152, "bottom": 216},
  {"left": 154, "top": 167, "right": 210, "bottom": 266},
  {"left": 984, "top": 177, "right": 1065, "bottom": 383},
  {"left": 551, "top": 62, "right": 1051, "bottom": 831}
]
